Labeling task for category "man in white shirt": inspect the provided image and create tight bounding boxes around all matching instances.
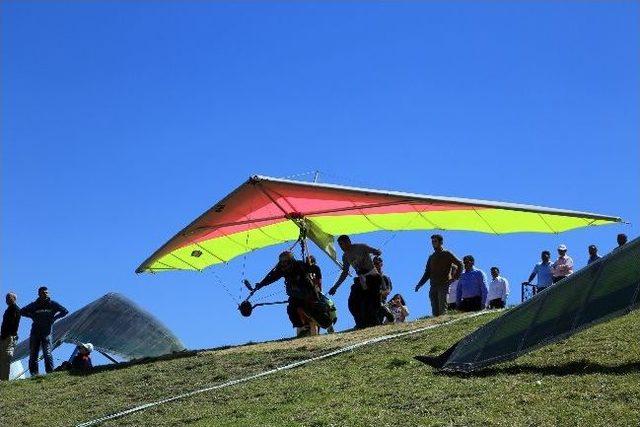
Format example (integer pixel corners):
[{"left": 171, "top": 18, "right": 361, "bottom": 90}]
[
  {"left": 446, "top": 279, "right": 459, "bottom": 311},
  {"left": 446, "top": 265, "right": 459, "bottom": 311},
  {"left": 552, "top": 244, "right": 574, "bottom": 284},
  {"left": 486, "top": 267, "right": 509, "bottom": 309}
]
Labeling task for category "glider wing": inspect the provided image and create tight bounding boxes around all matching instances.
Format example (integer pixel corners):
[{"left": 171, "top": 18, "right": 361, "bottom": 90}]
[
  {"left": 12, "top": 293, "right": 185, "bottom": 362},
  {"left": 136, "top": 175, "right": 622, "bottom": 273}
]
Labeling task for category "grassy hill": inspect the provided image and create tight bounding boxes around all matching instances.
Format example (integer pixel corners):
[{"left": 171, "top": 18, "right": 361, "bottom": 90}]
[{"left": 2, "top": 309, "right": 640, "bottom": 427}]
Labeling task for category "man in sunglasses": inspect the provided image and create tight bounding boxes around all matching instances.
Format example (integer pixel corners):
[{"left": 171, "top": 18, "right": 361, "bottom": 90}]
[{"left": 552, "top": 244, "right": 574, "bottom": 284}]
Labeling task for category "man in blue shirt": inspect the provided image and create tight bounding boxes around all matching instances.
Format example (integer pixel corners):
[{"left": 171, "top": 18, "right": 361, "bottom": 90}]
[
  {"left": 20, "top": 286, "right": 68, "bottom": 375},
  {"left": 587, "top": 245, "right": 601, "bottom": 264},
  {"left": 525, "top": 250, "right": 554, "bottom": 294},
  {"left": 456, "top": 255, "right": 488, "bottom": 312}
]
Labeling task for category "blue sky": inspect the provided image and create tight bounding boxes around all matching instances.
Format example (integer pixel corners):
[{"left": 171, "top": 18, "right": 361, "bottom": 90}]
[{"left": 2, "top": 1, "right": 638, "bottom": 365}]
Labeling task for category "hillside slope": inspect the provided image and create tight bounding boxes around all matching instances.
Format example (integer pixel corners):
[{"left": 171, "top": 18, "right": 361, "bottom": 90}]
[{"left": 1, "top": 310, "right": 639, "bottom": 426}]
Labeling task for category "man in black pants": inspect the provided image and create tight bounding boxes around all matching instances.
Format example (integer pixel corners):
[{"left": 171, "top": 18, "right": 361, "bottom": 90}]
[
  {"left": 455, "top": 255, "right": 487, "bottom": 312},
  {"left": 328, "top": 235, "right": 382, "bottom": 328},
  {"left": 20, "top": 287, "right": 68, "bottom": 376},
  {"left": 486, "top": 267, "right": 509, "bottom": 309}
]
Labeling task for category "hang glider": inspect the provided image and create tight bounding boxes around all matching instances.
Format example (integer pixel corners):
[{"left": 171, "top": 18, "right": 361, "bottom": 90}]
[
  {"left": 13, "top": 293, "right": 185, "bottom": 362},
  {"left": 136, "top": 175, "right": 622, "bottom": 273},
  {"left": 417, "top": 236, "right": 640, "bottom": 372}
]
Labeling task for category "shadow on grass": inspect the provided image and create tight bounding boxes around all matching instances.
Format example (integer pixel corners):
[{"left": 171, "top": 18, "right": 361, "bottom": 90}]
[
  {"left": 440, "top": 360, "right": 640, "bottom": 378},
  {"left": 66, "top": 350, "right": 199, "bottom": 376},
  {"left": 62, "top": 332, "right": 323, "bottom": 377},
  {"left": 63, "top": 314, "right": 480, "bottom": 378},
  {"left": 66, "top": 335, "right": 344, "bottom": 377}
]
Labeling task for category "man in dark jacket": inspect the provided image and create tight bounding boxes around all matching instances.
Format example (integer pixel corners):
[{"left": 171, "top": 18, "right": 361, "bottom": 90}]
[
  {"left": 255, "top": 251, "right": 331, "bottom": 337},
  {"left": 20, "top": 286, "right": 68, "bottom": 375},
  {"left": 1, "top": 292, "right": 21, "bottom": 380}
]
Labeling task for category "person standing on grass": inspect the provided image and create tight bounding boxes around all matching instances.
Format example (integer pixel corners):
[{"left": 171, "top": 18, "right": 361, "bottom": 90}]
[
  {"left": 525, "top": 250, "right": 554, "bottom": 294},
  {"left": 1, "top": 292, "right": 21, "bottom": 381},
  {"left": 617, "top": 233, "right": 628, "bottom": 248},
  {"left": 20, "top": 286, "right": 68, "bottom": 376},
  {"left": 486, "top": 267, "right": 509, "bottom": 309},
  {"left": 552, "top": 244, "right": 574, "bottom": 284},
  {"left": 446, "top": 266, "right": 460, "bottom": 311},
  {"left": 455, "top": 255, "right": 488, "bottom": 312},
  {"left": 446, "top": 278, "right": 459, "bottom": 311},
  {"left": 414, "top": 234, "right": 463, "bottom": 317},
  {"left": 587, "top": 245, "right": 601, "bottom": 265},
  {"left": 328, "top": 235, "right": 382, "bottom": 328}
]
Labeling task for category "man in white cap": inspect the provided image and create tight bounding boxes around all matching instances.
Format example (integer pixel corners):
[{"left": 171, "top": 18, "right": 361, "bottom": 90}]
[
  {"left": 552, "top": 244, "right": 574, "bottom": 284},
  {"left": 70, "top": 342, "right": 94, "bottom": 370}
]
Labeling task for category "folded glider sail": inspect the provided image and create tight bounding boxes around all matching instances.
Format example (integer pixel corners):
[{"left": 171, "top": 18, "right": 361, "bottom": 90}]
[
  {"left": 417, "top": 237, "right": 640, "bottom": 372},
  {"left": 12, "top": 293, "right": 185, "bottom": 362},
  {"left": 9, "top": 361, "right": 26, "bottom": 380},
  {"left": 136, "top": 175, "right": 621, "bottom": 273}
]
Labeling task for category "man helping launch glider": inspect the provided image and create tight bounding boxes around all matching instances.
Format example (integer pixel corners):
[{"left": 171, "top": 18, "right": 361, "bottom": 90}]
[{"left": 328, "top": 235, "right": 383, "bottom": 329}]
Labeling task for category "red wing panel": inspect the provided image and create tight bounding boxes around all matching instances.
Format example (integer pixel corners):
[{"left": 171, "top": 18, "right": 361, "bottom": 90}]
[{"left": 261, "top": 181, "right": 479, "bottom": 215}]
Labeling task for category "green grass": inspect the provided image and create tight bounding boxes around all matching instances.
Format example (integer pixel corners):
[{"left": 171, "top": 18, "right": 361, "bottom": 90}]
[{"left": 2, "top": 310, "right": 640, "bottom": 426}]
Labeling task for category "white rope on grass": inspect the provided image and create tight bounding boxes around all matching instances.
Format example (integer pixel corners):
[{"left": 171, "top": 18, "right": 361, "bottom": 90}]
[{"left": 76, "top": 310, "right": 497, "bottom": 427}]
